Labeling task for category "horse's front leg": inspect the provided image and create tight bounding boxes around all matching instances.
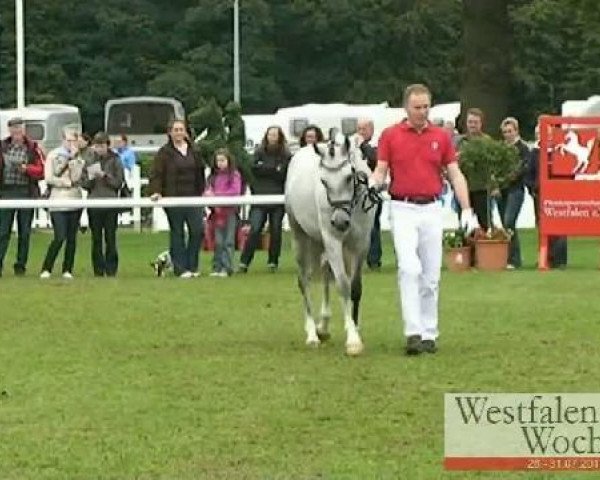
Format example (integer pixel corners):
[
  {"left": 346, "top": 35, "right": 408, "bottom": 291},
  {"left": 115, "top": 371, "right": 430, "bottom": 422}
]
[
  {"left": 317, "top": 260, "right": 332, "bottom": 342},
  {"left": 293, "top": 237, "right": 319, "bottom": 347},
  {"left": 324, "top": 242, "right": 363, "bottom": 356},
  {"left": 350, "top": 254, "right": 364, "bottom": 327}
]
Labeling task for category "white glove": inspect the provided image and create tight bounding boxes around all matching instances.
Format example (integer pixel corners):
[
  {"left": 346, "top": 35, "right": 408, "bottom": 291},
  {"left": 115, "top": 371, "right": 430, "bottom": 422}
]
[
  {"left": 368, "top": 176, "right": 388, "bottom": 193},
  {"left": 460, "top": 208, "right": 478, "bottom": 234}
]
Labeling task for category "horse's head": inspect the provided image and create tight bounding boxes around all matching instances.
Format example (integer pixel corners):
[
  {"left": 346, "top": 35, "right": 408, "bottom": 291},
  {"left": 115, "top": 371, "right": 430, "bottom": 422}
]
[{"left": 315, "top": 134, "right": 363, "bottom": 233}]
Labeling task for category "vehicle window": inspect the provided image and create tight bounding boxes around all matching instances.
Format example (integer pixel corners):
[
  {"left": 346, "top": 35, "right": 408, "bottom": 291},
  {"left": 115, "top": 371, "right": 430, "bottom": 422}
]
[{"left": 25, "top": 123, "right": 45, "bottom": 141}]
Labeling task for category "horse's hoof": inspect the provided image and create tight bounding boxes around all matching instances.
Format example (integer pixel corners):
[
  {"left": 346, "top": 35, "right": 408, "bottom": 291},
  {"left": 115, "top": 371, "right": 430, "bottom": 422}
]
[
  {"left": 306, "top": 339, "right": 321, "bottom": 348},
  {"left": 346, "top": 343, "right": 364, "bottom": 356},
  {"left": 316, "top": 330, "right": 331, "bottom": 342}
]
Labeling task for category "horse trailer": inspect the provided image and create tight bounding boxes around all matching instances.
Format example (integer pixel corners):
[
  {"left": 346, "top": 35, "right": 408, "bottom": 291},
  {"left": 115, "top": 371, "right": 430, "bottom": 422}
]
[
  {"left": 105, "top": 96, "right": 185, "bottom": 154},
  {"left": 0, "top": 104, "right": 82, "bottom": 154}
]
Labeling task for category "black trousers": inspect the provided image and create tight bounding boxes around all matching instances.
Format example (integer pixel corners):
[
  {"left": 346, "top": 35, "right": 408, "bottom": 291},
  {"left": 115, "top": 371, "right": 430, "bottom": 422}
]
[
  {"left": 469, "top": 190, "right": 491, "bottom": 231},
  {"left": 240, "top": 205, "right": 285, "bottom": 268},
  {"left": 89, "top": 209, "right": 119, "bottom": 276}
]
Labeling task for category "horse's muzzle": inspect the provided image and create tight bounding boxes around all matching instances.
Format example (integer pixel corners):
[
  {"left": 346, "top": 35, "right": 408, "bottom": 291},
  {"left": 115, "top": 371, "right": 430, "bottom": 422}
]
[{"left": 331, "top": 209, "right": 351, "bottom": 232}]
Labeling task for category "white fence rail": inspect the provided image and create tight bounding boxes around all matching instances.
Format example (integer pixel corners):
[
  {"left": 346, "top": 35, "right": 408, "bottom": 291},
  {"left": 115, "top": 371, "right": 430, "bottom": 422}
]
[{"left": 3, "top": 164, "right": 538, "bottom": 232}]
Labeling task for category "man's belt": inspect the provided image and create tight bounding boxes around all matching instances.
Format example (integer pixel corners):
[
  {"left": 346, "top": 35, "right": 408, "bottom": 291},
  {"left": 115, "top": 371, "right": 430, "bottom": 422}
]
[{"left": 390, "top": 194, "right": 439, "bottom": 204}]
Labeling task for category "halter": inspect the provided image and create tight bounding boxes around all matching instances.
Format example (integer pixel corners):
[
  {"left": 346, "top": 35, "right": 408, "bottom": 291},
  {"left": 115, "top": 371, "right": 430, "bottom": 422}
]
[{"left": 316, "top": 141, "right": 382, "bottom": 216}]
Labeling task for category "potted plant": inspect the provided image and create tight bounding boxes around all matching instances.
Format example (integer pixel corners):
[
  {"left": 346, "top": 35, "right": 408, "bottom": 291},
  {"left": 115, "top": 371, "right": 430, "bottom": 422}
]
[
  {"left": 459, "top": 137, "right": 519, "bottom": 270},
  {"left": 459, "top": 137, "right": 520, "bottom": 229},
  {"left": 470, "top": 227, "right": 513, "bottom": 271},
  {"left": 443, "top": 229, "right": 472, "bottom": 272}
]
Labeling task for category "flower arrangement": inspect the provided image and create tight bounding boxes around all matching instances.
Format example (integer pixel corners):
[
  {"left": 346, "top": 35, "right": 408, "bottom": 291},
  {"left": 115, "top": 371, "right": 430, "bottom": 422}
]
[
  {"left": 442, "top": 229, "right": 468, "bottom": 249},
  {"left": 471, "top": 227, "right": 513, "bottom": 242}
]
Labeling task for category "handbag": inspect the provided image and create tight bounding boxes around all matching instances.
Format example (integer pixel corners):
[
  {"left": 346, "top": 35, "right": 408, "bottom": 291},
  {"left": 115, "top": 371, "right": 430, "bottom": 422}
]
[{"left": 119, "top": 182, "right": 132, "bottom": 199}]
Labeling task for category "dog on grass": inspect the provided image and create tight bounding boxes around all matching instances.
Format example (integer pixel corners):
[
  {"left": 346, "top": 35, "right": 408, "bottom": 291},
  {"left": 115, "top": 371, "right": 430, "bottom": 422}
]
[{"left": 150, "top": 250, "right": 172, "bottom": 277}]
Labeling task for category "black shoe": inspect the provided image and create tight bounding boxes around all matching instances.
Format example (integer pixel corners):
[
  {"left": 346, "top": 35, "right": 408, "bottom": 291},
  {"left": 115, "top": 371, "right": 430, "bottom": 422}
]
[
  {"left": 405, "top": 335, "right": 423, "bottom": 355},
  {"left": 422, "top": 340, "right": 437, "bottom": 354},
  {"left": 238, "top": 264, "right": 248, "bottom": 274},
  {"left": 13, "top": 265, "right": 25, "bottom": 276}
]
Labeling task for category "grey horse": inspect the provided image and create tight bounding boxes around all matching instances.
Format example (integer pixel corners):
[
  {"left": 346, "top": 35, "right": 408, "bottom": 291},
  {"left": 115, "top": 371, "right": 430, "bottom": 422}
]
[{"left": 284, "top": 134, "right": 379, "bottom": 356}]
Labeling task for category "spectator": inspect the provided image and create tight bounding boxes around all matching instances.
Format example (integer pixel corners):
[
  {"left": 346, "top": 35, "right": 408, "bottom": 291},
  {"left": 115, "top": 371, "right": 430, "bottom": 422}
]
[
  {"left": 40, "top": 129, "right": 87, "bottom": 279},
  {"left": 205, "top": 148, "right": 243, "bottom": 277},
  {"left": 0, "top": 117, "right": 45, "bottom": 277},
  {"left": 456, "top": 108, "right": 493, "bottom": 229},
  {"left": 83, "top": 132, "right": 124, "bottom": 277},
  {"left": 78, "top": 133, "right": 94, "bottom": 163},
  {"left": 149, "top": 119, "right": 205, "bottom": 278},
  {"left": 299, "top": 125, "right": 324, "bottom": 147},
  {"left": 526, "top": 125, "right": 567, "bottom": 268},
  {"left": 239, "top": 126, "right": 290, "bottom": 273},
  {"left": 115, "top": 134, "right": 137, "bottom": 188},
  {"left": 499, "top": 117, "right": 530, "bottom": 269},
  {"left": 355, "top": 117, "right": 382, "bottom": 270},
  {"left": 444, "top": 120, "right": 456, "bottom": 135}
]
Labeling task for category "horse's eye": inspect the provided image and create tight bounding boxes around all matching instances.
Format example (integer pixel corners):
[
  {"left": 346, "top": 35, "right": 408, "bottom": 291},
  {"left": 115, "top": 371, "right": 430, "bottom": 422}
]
[{"left": 320, "top": 178, "right": 328, "bottom": 189}]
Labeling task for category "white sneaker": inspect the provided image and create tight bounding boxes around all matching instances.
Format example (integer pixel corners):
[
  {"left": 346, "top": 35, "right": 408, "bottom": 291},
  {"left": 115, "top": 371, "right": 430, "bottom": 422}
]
[
  {"left": 217, "top": 271, "right": 229, "bottom": 278},
  {"left": 191, "top": 272, "right": 200, "bottom": 278},
  {"left": 40, "top": 271, "right": 51, "bottom": 279},
  {"left": 209, "top": 271, "right": 221, "bottom": 277},
  {"left": 62, "top": 272, "right": 73, "bottom": 280},
  {"left": 179, "top": 271, "right": 193, "bottom": 279}
]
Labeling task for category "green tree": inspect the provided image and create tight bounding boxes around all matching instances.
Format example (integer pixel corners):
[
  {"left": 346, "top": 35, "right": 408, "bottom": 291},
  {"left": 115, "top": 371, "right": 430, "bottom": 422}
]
[{"left": 460, "top": 0, "right": 512, "bottom": 135}]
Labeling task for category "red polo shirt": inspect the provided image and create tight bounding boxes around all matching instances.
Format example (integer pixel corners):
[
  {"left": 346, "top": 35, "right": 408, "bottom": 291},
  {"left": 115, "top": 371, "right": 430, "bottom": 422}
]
[{"left": 378, "top": 120, "right": 456, "bottom": 197}]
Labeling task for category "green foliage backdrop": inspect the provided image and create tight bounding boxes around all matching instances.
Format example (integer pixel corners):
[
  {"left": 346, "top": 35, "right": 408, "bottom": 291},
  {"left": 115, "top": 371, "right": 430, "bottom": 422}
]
[{"left": 0, "top": 0, "right": 598, "bottom": 135}]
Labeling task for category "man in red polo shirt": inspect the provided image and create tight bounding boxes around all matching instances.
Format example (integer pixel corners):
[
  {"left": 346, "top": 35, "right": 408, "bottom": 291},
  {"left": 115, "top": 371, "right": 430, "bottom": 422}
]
[{"left": 370, "top": 84, "right": 477, "bottom": 355}]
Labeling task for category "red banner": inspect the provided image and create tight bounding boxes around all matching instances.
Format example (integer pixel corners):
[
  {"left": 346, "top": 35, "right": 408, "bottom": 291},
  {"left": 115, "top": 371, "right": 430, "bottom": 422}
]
[
  {"left": 538, "top": 116, "right": 600, "bottom": 269},
  {"left": 445, "top": 456, "right": 600, "bottom": 471}
]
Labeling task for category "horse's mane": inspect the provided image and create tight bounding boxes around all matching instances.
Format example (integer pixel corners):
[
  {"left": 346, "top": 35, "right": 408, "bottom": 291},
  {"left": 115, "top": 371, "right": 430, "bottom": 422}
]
[{"left": 313, "top": 136, "right": 355, "bottom": 171}]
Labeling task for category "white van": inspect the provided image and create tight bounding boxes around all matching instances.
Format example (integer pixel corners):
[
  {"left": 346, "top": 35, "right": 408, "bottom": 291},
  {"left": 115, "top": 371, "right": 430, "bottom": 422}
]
[
  {"left": 0, "top": 104, "right": 82, "bottom": 154},
  {"left": 105, "top": 96, "right": 185, "bottom": 153}
]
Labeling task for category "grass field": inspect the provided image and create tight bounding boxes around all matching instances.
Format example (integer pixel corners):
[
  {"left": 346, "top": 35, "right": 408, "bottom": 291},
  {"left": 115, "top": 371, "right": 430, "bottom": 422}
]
[{"left": 0, "top": 228, "right": 599, "bottom": 479}]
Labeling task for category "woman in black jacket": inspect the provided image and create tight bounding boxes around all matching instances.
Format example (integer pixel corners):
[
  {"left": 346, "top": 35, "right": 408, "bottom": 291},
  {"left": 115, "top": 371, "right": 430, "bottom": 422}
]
[
  {"left": 149, "top": 120, "right": 205, "bottom": 278},
  {"left": 83, "top": 132, "right": 124, "bottom": 277},
  {"left": 239, "top": 126, "right": 290, "bottom": 273}
]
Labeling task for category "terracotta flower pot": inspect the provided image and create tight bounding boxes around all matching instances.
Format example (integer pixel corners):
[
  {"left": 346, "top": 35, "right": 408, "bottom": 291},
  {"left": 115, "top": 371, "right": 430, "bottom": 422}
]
[
  {"left": 474, "top": 240, "right": 509, "bottom": 271},
  {"left": 444, "top": 246, "right": 472, "bottom": 272}
]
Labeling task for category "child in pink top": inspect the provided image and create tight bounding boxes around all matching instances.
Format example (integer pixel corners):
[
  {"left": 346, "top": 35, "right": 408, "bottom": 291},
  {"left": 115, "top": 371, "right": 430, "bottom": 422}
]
[{"left": 204, "top": 148, "right": 242, "bottom": 276}]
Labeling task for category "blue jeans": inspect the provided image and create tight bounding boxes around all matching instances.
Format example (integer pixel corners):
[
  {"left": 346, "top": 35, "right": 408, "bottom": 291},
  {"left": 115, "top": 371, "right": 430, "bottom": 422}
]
[
  {"left": 240, "top": 205, "right": 284, "bottom": 268},
  {"left": 498, "top": 186, "right": 525, "bottom": 267},
  {"left": 164, "top": 207, "right": 204, "bottom": 275},
  {"left": 367, "top": 202, "right": 382, "bottom": 268},
  {"left": 42, "top": 210, "right": 83, "bottom": 273},
  {"left": 213, "top": 213, "right": 237, "bottom": 274}
]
